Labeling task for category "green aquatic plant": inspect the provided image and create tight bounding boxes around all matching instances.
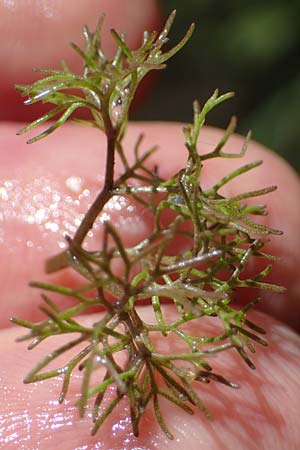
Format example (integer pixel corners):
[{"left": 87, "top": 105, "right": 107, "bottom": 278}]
[{"left": 13, "top": 11, "right": 284, "bottom": 439}]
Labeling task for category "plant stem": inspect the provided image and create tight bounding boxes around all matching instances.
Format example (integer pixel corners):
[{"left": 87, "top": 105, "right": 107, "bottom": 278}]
[
  {"left": 46, "top": 119, "right": 117, "bottom": 273},
  {"left": 74, "top": 128, "right": 116, "bottom": 245}
]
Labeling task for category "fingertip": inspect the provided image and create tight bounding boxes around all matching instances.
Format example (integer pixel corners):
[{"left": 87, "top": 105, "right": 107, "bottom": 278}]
[{"left": 1, "top": 310, "right": 300, "bottom": 449}]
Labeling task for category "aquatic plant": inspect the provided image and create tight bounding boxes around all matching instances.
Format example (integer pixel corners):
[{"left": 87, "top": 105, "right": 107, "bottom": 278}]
[{"left": 13, "top": 11, "right": 284, "bottom": 439}]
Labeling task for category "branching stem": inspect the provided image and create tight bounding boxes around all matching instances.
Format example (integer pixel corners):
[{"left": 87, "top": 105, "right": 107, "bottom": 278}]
[
  {"left": 74, "top": 123, "right": 117, "bottom": 245},
  {"left": 46, "top": 116, "right": 117, "bottom": 273},
  {"left": 14, "top": 11, "right": 284, "bottom": 440}
]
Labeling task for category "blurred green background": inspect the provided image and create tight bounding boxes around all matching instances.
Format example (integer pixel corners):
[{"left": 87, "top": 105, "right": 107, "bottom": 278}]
[{"left": 133, "top": 0, "right": 300, "bottom": 169}]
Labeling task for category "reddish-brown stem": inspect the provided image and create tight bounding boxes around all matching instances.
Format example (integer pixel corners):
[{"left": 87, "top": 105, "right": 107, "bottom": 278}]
[{"left": 45, "top": 117, "right": 117, "bottom": 274}]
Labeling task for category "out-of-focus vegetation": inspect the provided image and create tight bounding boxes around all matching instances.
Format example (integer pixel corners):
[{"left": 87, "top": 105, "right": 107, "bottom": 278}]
[{"left": 133, "top": 0, "right": 300, "bottom": 168}]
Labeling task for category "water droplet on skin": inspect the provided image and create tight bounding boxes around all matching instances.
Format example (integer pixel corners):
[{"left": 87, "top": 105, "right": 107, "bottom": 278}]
[
  {"left": 2, "top": 0, "right": 16, "bottom": 12},
  {"left": 112, "top": 417, "right": 129, "bottom": 435},
  {"left": 0, "top": 174, "right": 149, "bottom": 260},
  {"left": 45, "top": 222, "right": 59, "bottom": 232},
  {"left": 35, "top": 208, "right": 49, "bottom": 224},
  {"left": 99, "top": 212, "right": 110, "bottom": 223},
  {"left": 0, "top": 186, "right": 9, "bottom": 201},
  {"left": 52, "top": 193, "right": 61, "bottom": 202},
  {"left": 105, "top": 195, "right": 127, "bottom": 212},
  {"left": 65, "top": 176, "right": 83, "bottom": 194}
]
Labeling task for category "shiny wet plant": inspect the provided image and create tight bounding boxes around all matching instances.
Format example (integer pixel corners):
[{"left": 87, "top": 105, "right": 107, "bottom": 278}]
[{"left": 12, "top": 11, "right": 284, "bottom": 439}]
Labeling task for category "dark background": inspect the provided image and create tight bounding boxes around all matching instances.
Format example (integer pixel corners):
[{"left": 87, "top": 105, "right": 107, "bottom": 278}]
[{"left": 133, "top": 0, "right": 300, "bottom": 169}]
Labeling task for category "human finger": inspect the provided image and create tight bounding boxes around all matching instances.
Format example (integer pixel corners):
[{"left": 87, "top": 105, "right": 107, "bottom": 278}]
[{"left": 1, "top": 308, "right": 299, "bottom": 449}]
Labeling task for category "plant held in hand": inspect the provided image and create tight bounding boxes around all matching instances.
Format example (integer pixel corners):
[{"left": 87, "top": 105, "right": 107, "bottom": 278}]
[{"left": 13, "top": 11, "right": 285, "bottom": 439}]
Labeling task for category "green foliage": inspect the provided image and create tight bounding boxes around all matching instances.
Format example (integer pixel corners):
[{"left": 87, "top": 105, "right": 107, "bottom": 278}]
[
  {"left": 16, "top": 11, "right": 194, "bottom": 144},
  {"left": 149, "top": 0, "right": 300, "bottom": 168},
  {"left": 13, "top": 11, "right": 284, "bottom": 439}
]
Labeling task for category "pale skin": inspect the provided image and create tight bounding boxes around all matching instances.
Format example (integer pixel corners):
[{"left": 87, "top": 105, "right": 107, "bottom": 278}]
[{"left": 0, "top": 1, "right": 300, "bottom": 449}]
